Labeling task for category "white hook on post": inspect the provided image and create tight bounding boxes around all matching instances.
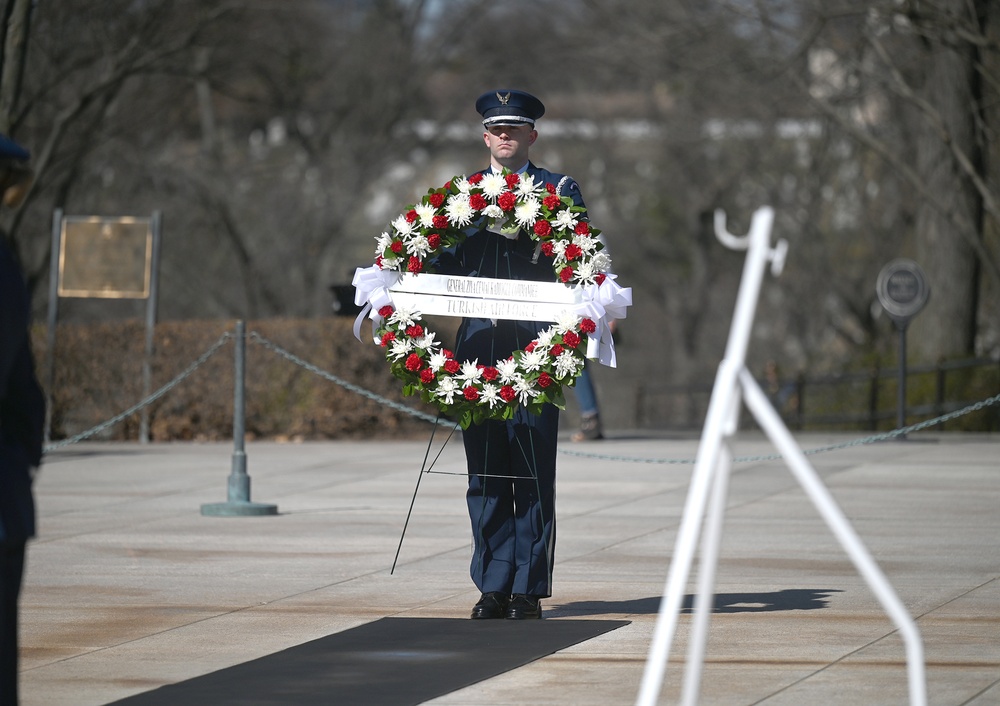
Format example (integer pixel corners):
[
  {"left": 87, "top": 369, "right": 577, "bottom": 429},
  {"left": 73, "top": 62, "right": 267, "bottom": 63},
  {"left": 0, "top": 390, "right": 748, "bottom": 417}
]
[{"left": 714, "top": 206, "right": 788, "bottom": 276}]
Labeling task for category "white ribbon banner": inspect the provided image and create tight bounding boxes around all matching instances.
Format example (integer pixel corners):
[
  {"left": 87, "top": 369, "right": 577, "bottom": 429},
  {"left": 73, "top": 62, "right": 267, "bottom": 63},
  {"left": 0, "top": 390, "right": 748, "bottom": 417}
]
[
  {"left": 352, "top": 267, "right": 632, "bottom": 367},
  {"left": 389, "top": 273, "right": 581, "bottom": 323}
]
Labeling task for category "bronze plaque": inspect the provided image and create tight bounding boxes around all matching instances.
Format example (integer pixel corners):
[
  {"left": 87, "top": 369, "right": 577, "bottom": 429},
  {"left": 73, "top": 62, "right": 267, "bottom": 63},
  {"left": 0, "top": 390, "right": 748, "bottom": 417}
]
[{"left": 58, "top": 217, "right": 152, "bottom": 299}]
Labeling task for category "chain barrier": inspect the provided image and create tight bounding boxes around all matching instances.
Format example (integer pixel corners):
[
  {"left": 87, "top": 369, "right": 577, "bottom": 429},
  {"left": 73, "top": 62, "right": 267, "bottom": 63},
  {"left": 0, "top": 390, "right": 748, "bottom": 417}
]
[
  {"left": 43, "top": 324, "right": 999, "bottom": 465},
  {"left": 246, "top": 330, "right": 999, "bottom": 466},
  {"left": 557, "top": 392, "right": 1000, "bottom": 465},
  {"left": 247, "top": 331, "right": 450, "bottom": 427},
  {"left": 43, "top": 333, "right": 232, "bottom": 452}
]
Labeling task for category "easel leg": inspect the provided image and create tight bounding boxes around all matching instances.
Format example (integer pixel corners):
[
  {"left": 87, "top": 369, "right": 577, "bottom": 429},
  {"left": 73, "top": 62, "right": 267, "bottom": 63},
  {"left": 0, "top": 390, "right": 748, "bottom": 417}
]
[
  {"left": 739, "top": 368, "right": 927, "bottom": 706},
  {"left": 636, "top": 360, "right": 740, "bottom": 706}
]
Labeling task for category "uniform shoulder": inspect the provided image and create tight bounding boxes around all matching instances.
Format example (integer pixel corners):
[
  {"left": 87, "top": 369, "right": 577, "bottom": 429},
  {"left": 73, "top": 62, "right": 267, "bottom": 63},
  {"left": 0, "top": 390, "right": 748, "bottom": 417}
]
[{"left": 528, "top": 166, "right": 581, "bottom": 197}]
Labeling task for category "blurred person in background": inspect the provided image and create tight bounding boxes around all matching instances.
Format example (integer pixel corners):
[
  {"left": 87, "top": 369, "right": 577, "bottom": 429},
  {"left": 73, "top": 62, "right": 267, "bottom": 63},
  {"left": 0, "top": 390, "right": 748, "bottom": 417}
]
[{"left": 0, "top": 133, "right": 43, "bottom": 706}]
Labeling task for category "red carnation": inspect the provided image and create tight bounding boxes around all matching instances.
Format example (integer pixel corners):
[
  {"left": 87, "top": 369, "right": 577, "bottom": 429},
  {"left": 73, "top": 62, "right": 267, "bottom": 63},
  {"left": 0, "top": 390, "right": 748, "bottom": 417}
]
[
  {"left": 595, "top": 272, "right": 607, "bottom": 285},
  {"left": 541, "top": 242, "right": 555, "bottom": 257},
  {"left": 443, "top": 348, "right": 454, "bottom": 358},
  {"left": 405, "top": 324, "right": 424, "bottom": 338},
  {"left": 378, "top": 305, "right": 394, "bottom": 317},
  {"left": 504, "top": 173, "right": 520, "bottom": 188},
  {"left": 432, "top": 215, "right": 449, "bottom": 229},
  {"left": 427, "top": 233, "right": 441, "bottom": 249},
  {"left": 550, "top": 344, "right": 564, "bottom": 357},
  {"left": 463, "top": 386, "right": 480, "bottom": 401},
  {"left": 543, "top": 194, "right": 561, "bottom": 210},
  {"left": 525, "top": 341, "right": 537, "bottom": 352},
  {"left": 390, "top": 240, "right": 403, "bottom": 254},
  {"left": 574, "top": 222, "right": 590, "bottom": 236},
  {"left": 565, "top": 243, "right": 583, "bottom": 261},
  {"left": 537, "top": 372, "right": 553, "bottom": 389},
  {"left": 420, "top": 368, "right": 435, "bottom": 384},
  {"left": 559, "top": 266, "right": 575, "bottom": 283},
  {"left": 405, "top": 209, "right": 418, "bottom": 223},
  {"left": 580, "top": 318, "right": 597, "bottom": 334},
  {"left": 444, "top": 181, "right": 452, "bottom": 190},
  {"left": 429, "top": 192, "right": 445, "bottom": 208},
  {"left": 469, "top": 193, "right": 488, "bottom": 211},
  {"left": 376, "top": 255, "right": 383, "bottom": 268},
  {"left": 444, "top": 359, "right": 460, "bottom": 374},
  {"left": 546, "top": 183, "right": 556, "bottom": 194},
  {"left": 533, "top": 220, "right": 552, "bottom": 237},
  {"left": 408, "top": 256, "right": 423, "bottom": 273},
  {"left": 498, "top": 191, "right": 516, "bottom": 212},
  {"left": 468, "top": 173, "right": 484, "bottom": 184},
  {"left": 405, "top": 353, "right": 422, "bottom": 372},
  {"left": 499, "top": 385, "right": 516, "bottom": 402},
  {"left": 483, "top": 366, "right": 499, "bottom": 381},
  {"left": 380, "top": 332, "right": 395, "bottom": 347},
  {"left": 563, "top": 331, "right": 581, "bottom": 348}
]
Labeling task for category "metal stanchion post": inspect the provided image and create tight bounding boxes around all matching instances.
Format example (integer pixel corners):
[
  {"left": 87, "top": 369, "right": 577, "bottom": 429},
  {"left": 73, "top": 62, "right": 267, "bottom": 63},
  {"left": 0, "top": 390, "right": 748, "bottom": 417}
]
[{"left": 201, "top": 320, "right": 278, "bottom": 517}]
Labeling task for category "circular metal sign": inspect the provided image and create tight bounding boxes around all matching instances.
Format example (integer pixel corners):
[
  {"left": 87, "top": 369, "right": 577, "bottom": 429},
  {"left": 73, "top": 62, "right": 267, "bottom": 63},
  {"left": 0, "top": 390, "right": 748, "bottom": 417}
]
[{"left": 876, "top": 259, "right": 930, "bottom": 324}]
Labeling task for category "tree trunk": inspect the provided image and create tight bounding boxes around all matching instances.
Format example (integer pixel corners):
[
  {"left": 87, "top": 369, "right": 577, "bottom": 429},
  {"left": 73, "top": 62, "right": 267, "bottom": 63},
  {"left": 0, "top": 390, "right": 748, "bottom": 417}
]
[
  {"left": 909, "top": 0, "right": 985, "bottom": 360},
  {"left": 0, "top": 0, "right": 31, "bottom": 133}
]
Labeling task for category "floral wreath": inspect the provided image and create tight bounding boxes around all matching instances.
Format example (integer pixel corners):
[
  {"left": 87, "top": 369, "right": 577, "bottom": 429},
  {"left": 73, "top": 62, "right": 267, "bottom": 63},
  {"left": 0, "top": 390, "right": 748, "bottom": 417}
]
[{"left": 357, "top": 170, "right": 621, "bottom": 429}]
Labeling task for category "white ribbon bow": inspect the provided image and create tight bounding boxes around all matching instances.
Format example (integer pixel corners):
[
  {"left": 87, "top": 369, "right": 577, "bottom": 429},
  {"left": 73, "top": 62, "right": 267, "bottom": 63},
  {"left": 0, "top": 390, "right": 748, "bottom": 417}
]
[
  {"left": 352, "top": 266, "right": 401, "bottom": 342},
  {"left": 573, "top": 274, "right": 632, "bottom": 367}
]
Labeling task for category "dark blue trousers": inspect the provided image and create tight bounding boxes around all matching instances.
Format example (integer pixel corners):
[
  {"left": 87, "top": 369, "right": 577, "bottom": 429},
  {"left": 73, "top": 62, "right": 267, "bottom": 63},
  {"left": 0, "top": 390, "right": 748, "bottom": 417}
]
[{"left": 463, "top": 403, "right": 558, "bottom": 598}]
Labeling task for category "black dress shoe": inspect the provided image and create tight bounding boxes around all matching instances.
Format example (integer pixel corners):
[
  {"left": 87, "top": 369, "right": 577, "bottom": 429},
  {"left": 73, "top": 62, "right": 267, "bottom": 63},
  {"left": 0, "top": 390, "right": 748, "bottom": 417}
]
[
  {"left": 505, "top": 594, "right": 542, "bottom": 620},
  {"left": 471, "top": 592, "right": 509, "bottom": 619}
]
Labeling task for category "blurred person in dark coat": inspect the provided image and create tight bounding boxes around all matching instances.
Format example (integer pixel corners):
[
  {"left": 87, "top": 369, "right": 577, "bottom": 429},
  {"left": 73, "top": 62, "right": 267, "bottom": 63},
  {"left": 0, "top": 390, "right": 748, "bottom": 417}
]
[{"left": 0, "top": 133, "right": 42, "bottom": 706}]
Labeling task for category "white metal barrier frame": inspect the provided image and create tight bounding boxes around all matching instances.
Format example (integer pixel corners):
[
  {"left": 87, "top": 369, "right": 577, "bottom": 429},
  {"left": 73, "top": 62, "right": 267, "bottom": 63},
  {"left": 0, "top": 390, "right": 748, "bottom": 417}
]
[{"left": 635, "top": 207, "right": 927, "bottom": 706}]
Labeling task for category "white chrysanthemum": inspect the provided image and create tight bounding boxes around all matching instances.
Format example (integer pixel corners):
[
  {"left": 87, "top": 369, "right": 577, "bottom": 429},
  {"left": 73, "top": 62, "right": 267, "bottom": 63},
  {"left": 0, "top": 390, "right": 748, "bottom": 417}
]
[
  {"left": 552, "top": 209, "right": 578, "bottom": 231},
  {"left": 591, "top": 251, "right": 612, "bottom": 272},
  {"left": 388, "top": 306, "right": 419, "bottom": 327},
  {"left": 552, "top": 311, "right": 581, "bottom": 334},
  {"left": 515, "top": 173, "right": 544, "bottom": 197},
  {"left": 388, "top": 338, "right": 413, "bottom": 361},
  {"left": 496, "top": 358, "right": 519, "bottom": 384},
  {"left": 445, "top": 193, "right": 475, "bottom": 227},
  {"left": 514, "top": 378, "right": 540, "bottom": 405},
  {"left": 414, "top": 332, "right": 437, "bottom": 350},
  {"left": 407, "top": 234, "right": 431, "bottom": 258},
  {"left": 435, "top": 376, "right": 459, "bottom": 404},
  {"left": 414, "top": 203, "right": 437, "bottom": 229},
  {"left": 550, "top": 240, "right": 568, "bottom": 262},
  {"left": 480, "top": 172, "right": 507, "bottom": 199},
  {"left": 513, "top": 196, "right": 541, "bottom": 229},
  {"left": 519, "top": 348, "right": 547, "bottom": 373},
  {"left": 376, "top": 231, "right": 393, "bottom": 250},
  {"left": 554, "top": 350, "right": 582, "bottom": 379},
  {"left": 392, "top": 214, "right": 416, "bottom": 237},
  {"left": 428, "top": 351, "right": 449, "bottom": 372},
  {"left": 535, "top": 329, "right": 556, "bottom": 348},
  {"left": 574, "top": 259, "right": 598, "bottom": 284},
  {"left": 458, "top": 359, "right": 483, "bottom": 383},
  {"left": 379, "top": 256, "right": 399, "bottom": 270},
  {"left": 479, "top": 383, "right": 501, "bottom": 408},
  {"left": 481, "top": 204, "right": 505, "bottom": 220},
  {"left": 573, "top": 233, "right": 598, "bottom": 252},
  {"left": 453, "top": 176, "right": 472, "bottom": 194}
]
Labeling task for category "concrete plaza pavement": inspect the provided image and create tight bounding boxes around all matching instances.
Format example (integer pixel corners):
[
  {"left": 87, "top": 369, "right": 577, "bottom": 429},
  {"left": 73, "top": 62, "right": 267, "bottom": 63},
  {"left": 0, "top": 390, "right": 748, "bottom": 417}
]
[{"left": 17, "top": 431, "right": 1000, "bottom": 705}]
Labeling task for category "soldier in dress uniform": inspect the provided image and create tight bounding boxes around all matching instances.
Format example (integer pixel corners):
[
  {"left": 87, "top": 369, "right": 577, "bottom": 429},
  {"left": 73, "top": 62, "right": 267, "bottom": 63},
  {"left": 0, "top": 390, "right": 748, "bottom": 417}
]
[
  {"left": 437, "top": 90, "right": 588, "bottom": 620},
  {"left": 0, "top": 133, "right": 42, "bottom": 705}
]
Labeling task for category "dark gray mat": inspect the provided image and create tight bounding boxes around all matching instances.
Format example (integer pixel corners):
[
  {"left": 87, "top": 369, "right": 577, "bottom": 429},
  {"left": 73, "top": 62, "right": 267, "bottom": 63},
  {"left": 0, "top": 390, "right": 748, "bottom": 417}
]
[{"left": 106, "top": 617, "right": 630, "bottom": 706}]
